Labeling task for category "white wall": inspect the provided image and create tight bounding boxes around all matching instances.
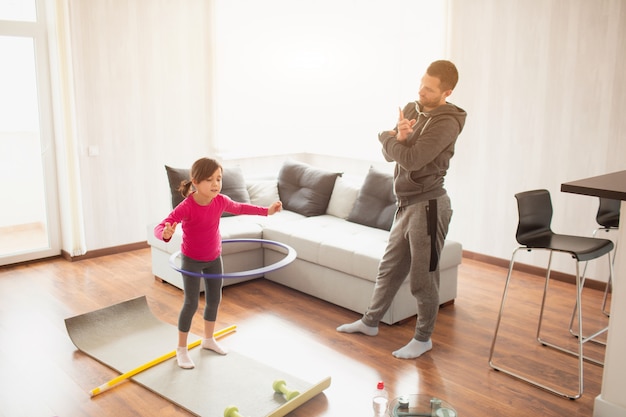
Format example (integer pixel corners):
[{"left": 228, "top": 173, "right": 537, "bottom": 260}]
[
  {"left": 64, "top": 0, "right": 445, "bottom": 252},
  {"left": 67, "top": 0, "right": 214, "bottom": 250},
  {"left": 445, "top": 0, "right": 626, "bottom": 279},
  {"left": 212, "top": 0, "right": 447, "bottom": 160},
  {"left": 62, "top": 0, "right": 626, "bottom": 282}
]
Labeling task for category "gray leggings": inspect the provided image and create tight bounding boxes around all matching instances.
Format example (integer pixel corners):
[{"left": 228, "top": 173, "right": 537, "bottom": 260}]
[{"left": 178, "top": 254, "right": 224, "bottom": 333}]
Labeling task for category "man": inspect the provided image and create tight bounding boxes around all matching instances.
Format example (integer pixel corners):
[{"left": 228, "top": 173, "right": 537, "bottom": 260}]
[{"left": 337, "top": 60, "right": 467, "bottom": 359}]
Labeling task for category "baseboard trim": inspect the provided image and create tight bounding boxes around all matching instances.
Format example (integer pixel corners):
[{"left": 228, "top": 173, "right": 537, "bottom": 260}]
[
  {"left": 594, "top": 394, "right": 626, "bottom": 417},
  {"left": 62, "top": 241, "right": 149, "bottom": 262},
  {"left": 462, "top": 250, "right": 608, "bottom": 292},
  {"left": 56, "top": 244, "right": 607, "bottom": 292}
]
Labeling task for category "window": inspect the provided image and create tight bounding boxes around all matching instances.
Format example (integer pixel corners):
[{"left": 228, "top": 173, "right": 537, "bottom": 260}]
[
  {"left": 0, "top": 0, "right": 36, "bottom": 22},
  {"left": 0, "top": 0, "right": 60, "bottom": 265}
]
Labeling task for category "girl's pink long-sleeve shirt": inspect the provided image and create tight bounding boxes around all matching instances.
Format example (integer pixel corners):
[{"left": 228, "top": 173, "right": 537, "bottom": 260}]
[{"left": 154, "top": 193, "right": 268, "bottom": 262}]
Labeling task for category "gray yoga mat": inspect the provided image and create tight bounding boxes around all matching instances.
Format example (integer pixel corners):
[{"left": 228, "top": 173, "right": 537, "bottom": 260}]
[{"left": 65, "top": 296, "right": 328, "bottom": 417}]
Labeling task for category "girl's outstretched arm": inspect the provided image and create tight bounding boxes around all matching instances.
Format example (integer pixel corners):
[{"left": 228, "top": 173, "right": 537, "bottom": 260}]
[{"left": 267, "top": 201, "right": 282, "bottom": 215}]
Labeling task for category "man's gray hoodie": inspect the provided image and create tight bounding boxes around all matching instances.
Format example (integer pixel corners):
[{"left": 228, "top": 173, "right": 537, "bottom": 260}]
[{"left": 378, "top": 100, "right": 467, "bottom": 204}]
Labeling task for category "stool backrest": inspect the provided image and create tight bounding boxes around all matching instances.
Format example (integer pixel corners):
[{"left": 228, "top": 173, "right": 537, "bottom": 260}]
[
  {"left": 514, "top": 189, "right": 553, "bottom": 246},
  {"left": 597, "top": 198, "right": 620, "bottom": 228}
]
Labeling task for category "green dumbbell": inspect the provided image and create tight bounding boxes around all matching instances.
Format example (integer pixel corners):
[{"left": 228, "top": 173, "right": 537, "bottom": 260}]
[
  {"left": 273, "top": 379, "right": 300, "bottom": 401},
  {"left": 224, "top": 405, "right": 249, "bottom": 417}
]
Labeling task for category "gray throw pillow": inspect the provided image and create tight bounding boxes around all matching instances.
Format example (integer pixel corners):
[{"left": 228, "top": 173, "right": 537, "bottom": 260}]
[
  {"left": 221, "top": 166, "right": 251, "bottom": 204},
  {"left": 164, "top": 165, "right": 250, "bottom": 212},
  {"left": 277, "top": 160, "right": 340, "bottom": 217},
  {"left": 347, "top": 167, "right": 397, "bottom": 230},
  {"left": 165, "top": 165, "right": 189, "bottom": 209}
]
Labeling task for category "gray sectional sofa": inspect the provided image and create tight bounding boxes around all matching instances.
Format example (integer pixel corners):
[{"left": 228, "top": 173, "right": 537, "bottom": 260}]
[{"left": 147, "top": 160, "right": 462, "bottom": 325}]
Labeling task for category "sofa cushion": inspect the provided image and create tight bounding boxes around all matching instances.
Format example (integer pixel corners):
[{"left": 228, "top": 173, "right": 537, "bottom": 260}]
[
  {"left": 221, "top": 166, "right": 251, "bottom": 205},
  {"left": 247, "top": 180, "right": 280, "bottom": 207},
  {"left": 165, "top": 165, "right": 251, "bottom": 213},
  {"left": 277, "top": 160, "right": 340, "bottom": 217},
  {"left": 326, "top": 176, "right": 361, "bottom": 219},
  {"left": 263, "top": 213, "right": 462, "bottom": 283},
  {"left": 218, "top": 216, "right": 264, "bottom": 254},
  {"left": 347, "top": 166, "right": 397, "bottom": 231},
  {"left": 262, "top": 214, "right": 384, "bottom": 279}
]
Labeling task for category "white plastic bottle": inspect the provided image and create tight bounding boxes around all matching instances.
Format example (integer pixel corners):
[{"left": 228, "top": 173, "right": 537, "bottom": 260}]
[{"left": 372, "top": 381, "right": 389, "bottom": 416}]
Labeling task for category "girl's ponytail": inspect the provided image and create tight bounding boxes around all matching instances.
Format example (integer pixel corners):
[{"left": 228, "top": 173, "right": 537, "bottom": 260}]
[{"left": 178, "top": 180, "right": 194, "bottom": 199}]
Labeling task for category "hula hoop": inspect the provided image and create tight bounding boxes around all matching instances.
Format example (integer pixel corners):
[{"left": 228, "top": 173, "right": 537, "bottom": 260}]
[{"left": 168, "top": 238, "right": 297, "bottom": 279}]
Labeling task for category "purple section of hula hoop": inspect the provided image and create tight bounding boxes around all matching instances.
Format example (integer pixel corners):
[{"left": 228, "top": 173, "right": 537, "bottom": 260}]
[{"left": 168, "top": 238, "right": 297, "bottom": 279}]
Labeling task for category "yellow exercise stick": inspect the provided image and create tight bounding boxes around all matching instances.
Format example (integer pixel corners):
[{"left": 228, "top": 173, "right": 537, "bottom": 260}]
[{"left": 90, "top": 324, "right": 237, "bottom": 397}]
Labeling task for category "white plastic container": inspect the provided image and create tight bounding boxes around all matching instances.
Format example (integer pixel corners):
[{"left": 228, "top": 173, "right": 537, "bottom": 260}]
[{"left": 372, "top": 381, "right": 389, "bottom": 416}]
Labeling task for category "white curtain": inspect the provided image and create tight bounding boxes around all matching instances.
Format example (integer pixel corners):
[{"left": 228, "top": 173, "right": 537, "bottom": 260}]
[{"left": 46, "top": 0, "right": 86, "bottom": 256}]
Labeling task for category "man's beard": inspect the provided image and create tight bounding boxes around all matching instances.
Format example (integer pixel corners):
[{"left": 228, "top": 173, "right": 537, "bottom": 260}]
[{"left": 419, "top": 94, "right": 444, "bottom": 110}]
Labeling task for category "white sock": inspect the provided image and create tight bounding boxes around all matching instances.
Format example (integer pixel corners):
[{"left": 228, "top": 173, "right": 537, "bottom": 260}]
[
  {"left": 202, "top": 338, "right": 228, "bottom": 355},
  {"left": 392, "top": 338, "right": 432, "bottom": 359},
  {"left": 336, "top": 319, "right": 378, "bottom": 336},
  {"left": 176, "top": 347, "right": 195, "bottom": 369}
]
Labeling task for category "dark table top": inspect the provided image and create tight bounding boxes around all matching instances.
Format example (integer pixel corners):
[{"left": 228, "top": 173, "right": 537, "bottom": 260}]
[{"left": 561, "top": 170, "right": 626, "bottom": 201}]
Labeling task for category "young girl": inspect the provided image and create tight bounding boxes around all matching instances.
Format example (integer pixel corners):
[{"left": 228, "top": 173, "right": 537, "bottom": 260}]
[{"left": 154, "top": 157, "right": 282, "bottom": 369}]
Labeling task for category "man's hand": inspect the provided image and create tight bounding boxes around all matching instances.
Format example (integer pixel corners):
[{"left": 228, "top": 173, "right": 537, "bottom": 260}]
[{"left": 397, "top": 107, "right": 416, "bottom": 142}]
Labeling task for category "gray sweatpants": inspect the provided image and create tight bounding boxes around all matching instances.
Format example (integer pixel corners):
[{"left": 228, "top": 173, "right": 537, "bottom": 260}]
[
  {"left": 362, "top": 193, "right": 452, "bottom": 341},
  {"left": 178, "top": 254, "right": 224, "bottom": 332}
]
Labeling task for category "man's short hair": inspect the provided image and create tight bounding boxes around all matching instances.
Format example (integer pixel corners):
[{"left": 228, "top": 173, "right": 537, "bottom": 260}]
[{"left": 427, "top": 60, "right": 459, "bottom": 92}]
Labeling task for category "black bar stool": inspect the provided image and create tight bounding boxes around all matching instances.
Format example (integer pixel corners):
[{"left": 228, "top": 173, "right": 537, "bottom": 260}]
[
  {"left": 488, "top": 189, "right": 614, "bottom": 399},
  {"left": 568, "top": 198, "right": 619, "bottom": 344}
]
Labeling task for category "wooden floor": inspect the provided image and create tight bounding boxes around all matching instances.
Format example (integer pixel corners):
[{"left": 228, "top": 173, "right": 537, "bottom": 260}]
[{"left": 0, "top": 248, "right": 610, "bottom": 417}]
